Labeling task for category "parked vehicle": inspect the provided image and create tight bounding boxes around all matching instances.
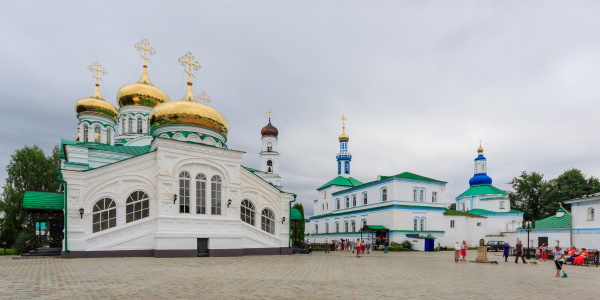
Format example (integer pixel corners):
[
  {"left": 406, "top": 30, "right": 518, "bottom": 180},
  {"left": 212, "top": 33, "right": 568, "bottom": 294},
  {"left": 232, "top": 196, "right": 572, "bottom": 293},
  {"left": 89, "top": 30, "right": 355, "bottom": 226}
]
[{"left": 485, "top": 241, "right": 506, "bottom": 252}]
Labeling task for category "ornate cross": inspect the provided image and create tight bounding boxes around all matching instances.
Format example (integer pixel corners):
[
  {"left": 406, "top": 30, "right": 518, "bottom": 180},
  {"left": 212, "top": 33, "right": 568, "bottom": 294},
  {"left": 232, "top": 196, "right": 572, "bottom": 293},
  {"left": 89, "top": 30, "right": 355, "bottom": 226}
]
[
  {"left": 198, "top": 91, "right": 211, "bottom": 103},
  {"left": 479, "top": 139, "right": 483, "bottom": 147},
  {"left": 340, "top": 115, "right": 347, "bottom": 127},
  {"left": 135, "top": 39, "right": 156, "bottom": 64},
  {"left": 87, "top": 61, "right": 107, "bottom": 85},
  {"left": 178, "top": 52, "right": 200, "bottom": 80},
  {"left": 267, "top": 108, "right": 272, "bottom": 118}
]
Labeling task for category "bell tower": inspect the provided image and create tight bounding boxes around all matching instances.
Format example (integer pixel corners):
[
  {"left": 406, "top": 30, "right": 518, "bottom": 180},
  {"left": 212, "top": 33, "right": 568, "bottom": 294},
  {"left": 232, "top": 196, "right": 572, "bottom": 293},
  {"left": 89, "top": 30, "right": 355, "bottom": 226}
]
[{"left": 260, "top": 109, "right": 281, "bottom": 186}]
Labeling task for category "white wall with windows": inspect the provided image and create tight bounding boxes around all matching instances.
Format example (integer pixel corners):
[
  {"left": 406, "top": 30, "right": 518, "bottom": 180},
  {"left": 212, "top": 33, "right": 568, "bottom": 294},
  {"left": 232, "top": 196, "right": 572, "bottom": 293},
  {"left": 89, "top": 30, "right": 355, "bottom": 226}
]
[{"left": 566, "top": 197, "right": 600, "bottom": 250}]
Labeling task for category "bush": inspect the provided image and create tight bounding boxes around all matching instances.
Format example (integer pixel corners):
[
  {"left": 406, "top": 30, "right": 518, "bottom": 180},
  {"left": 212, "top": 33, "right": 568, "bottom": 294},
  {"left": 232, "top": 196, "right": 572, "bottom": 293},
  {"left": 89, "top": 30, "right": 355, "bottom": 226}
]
[
  {"left": 401, "top": 240, "right": 412, "bottom": 250},
  {"left": 13, "top": 232, "right": 35, "bottom": 254}
]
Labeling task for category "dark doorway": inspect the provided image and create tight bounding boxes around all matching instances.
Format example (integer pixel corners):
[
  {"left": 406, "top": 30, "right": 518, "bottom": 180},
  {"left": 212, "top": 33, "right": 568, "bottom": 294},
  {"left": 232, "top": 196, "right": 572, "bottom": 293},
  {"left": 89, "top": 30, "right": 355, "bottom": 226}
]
[
  {"left": 538, "top": 236, "right": 548, "bottom": 247},
  {"left": 197, "top": 238, "right": 209, "bottom": 257}
]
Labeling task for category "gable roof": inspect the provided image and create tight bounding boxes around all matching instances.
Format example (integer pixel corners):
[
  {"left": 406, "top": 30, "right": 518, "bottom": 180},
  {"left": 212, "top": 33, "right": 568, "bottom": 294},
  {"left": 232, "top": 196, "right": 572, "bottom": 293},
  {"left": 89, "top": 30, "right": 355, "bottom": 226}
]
[
  {"left": 317, "top": 176, "right": 364, "bottom": 190},
  {"left": 23, "top": 191, "right": 64, "bottom": 210},
  {"left": 444, "top": 209, "right": 486, "bottom": 218},
  {"left": 380, "top": 172, "right": 447, "bottom": 183},
  {"left": 518, "top": 214, "right": 571, "bottom": 230},
  {"left": 456, "top": 185, "right": 508, "bottom": 198}
]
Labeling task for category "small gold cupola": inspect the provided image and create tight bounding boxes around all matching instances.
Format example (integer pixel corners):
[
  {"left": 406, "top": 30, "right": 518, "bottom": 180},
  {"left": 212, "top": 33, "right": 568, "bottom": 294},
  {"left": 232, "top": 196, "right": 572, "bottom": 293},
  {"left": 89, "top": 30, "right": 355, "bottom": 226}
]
[
  {"left": 338, "top": 114, "right": 349, "bottom": 141},
  {"left": 75, "top": 61, "right": 118, "bottom": 119}
]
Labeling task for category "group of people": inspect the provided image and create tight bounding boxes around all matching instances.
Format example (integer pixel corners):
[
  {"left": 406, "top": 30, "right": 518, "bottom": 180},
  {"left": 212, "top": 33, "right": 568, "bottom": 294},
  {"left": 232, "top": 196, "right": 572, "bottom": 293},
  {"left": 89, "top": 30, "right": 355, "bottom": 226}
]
[
  {"left": 453, "top": 241, "right": 468, "bottom": 262},
  {"left": 564, "top": 246, "right": 590, "bottom": 265},
  {"left": 320, "top": 238, "right": 376, "bottom": 255}
]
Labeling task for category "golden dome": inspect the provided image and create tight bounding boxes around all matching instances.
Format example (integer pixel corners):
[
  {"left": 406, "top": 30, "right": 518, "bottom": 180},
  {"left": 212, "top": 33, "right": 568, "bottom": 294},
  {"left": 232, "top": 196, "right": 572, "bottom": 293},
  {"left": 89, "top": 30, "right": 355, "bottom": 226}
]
[
  {"left": 75, "top": 84, "right": 118, "bottom": 119},
  {"left": 116, "top": 65, "right": 171, "bottom": 108},
  {"left": 477, "top": 146, "right": 484, "bottom": 153},
  {"left": 149, "top": 82, "right": 228, "bottom": 136},
  {"left": 339, "top": 133, "right": 349, "bottom": 141}
]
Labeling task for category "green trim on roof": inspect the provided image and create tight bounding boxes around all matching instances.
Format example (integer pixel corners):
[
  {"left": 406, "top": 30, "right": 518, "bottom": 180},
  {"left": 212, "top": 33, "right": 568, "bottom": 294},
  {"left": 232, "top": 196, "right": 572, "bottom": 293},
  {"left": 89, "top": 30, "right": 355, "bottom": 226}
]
[
  {"left": 241, "top": 166, "right": 289, "bottom": 193},
  {"left": 380, "top": 171, "right": 447, "bottom": 183},
  {"left": 468, "top": 208, "right": 523, "bottom": 214},
  {"left": 444, "top": 209, "right": 487, "bottom": 218},
  {"left": 23, "top": 191, "right": 64, "bottom": 210},
  {"left": 456, "top": 185, "right": 509, "bottom": 198},
  {"left": 517, "top": 214, "right": 571, "bottom": 230},
  {"left": 317, "top": 176, "right": 364, "bottom": 190},
  {"left": 62, "top": 140, "right": 151, "bottom": 156},
  {"left": 364, "top": 225, "right": 388, "bottom": 230},
  {"left": 290, "top": 208, "right": 303, "bottom": 220}
]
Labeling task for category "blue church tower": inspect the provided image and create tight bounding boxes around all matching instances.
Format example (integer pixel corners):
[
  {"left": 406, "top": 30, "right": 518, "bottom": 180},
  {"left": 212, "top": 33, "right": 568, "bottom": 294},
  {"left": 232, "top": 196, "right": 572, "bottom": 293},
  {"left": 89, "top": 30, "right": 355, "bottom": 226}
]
[
  {"left": 468, "top": 142, "right": 493, "bottom": 186},
  {"left": 336, "top": 115, "right": 352, "bottom": 177}
]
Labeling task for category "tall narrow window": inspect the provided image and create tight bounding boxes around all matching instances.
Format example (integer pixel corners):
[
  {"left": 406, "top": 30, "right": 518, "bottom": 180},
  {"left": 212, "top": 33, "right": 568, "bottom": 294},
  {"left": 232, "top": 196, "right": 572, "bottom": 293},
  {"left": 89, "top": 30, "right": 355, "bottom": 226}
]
[
  {"left": 195, "top": 174, "right": 206, "bottom": 214},
  {"left": 240, "top": 199, "right": 255, "bottom": 225},
  {"left": 325, "top": 223, "right": 329, "bottom": 233},
  {"left": 461, "top": 202, "right": 466, "bottom": 211},
  {"left": 179, "top": 172, "right": 190, "bottom": 213},
  {"left": 267, "top": 160, "right": 272, "bottom": 173},
  {"left": 381, "top": 188, "right": 388, "bottom": 202},
  {"left": 344, "top": 222, "right": 349, "bottom": 232},
  {"left": 315, "top": 224, "right": 319, "bottom": 234},
  {"left": 128, "top": 117, "right": 133, "bottom": 134},
  {"left": 83, "top": 124, "right": 88, "bottom": 142},
  {"left": 137, "top": 117, "right": 143, "bottom": 133},
  {"left": 499, "top": 201, "right": 505, "bottom": 209},
  {"left": 92, "top": 197, "right": 116, "bottom": 233},
  {"left": 106, "top": 129, "right": 111, "bottom": 144},
  {"left": 420, "top": 218, "right": 426, "bottom": 231},
  {"left": 351, "top": 220, "right": 356, "bottom": 232},
  {"left": 450, "top": 220, "right": 455, "bottom": 228},
  {"left": 267, "top": 142, "right": 272, "bottom": 152},
  {"left": 126, "top": 191, "right": 149, "bottom": 223},
  {"left": 419, "top": 189, "right": 424, "bottom": 202},
  {"left": 121, "top": 121, "right": 125, "bottom": 135},
  {"left": 345, "top": 161, "right": 350, "bottom": 173},
  {"left": 588, "top": 208, "right": 595, "bottom": 221},
  {"left": 336, "top": 222, "right": 339, "bottom": 233},
  {"left": 362, "top": 219, "right": 367, "bottom": 229},
  {"left": 261, "top": 208, "right": 275, "bottom": 234},
  {"left": 413, "top": 218, "right": 418, "bottom": 231},
  {"left": 413, "top": 188, "right": 418, "bottom": 201},
  {"left": 94, "top": 126, "right": 101, "bottom": 143},
  {"left": 345, "top": 197, "right": 350, "bottom": 208},
  {"left": 336, "top": 199, "right": 340, "bottom": 210},
  {"left": 211, "top": 175, "right": 222, "bottom": 215},
  {"left": 363, "top": 193, "right": 368, "bottom": 205},
  {"left": 432, "top": 191, "right": 437, "bottom": 203},
  {"left": 352, "top": 195, "right": 357, "bottom": 207}
]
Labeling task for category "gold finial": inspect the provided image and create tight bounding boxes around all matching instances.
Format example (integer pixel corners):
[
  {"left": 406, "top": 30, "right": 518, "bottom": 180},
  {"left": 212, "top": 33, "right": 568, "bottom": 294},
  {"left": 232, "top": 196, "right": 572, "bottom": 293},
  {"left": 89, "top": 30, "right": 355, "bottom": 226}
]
[
  {"left": 340, "top": 114, "right": 347, "bottom": 133},
  {"left": 478, "top": 139, "right": 484, "bottom": 153},
  {"left": 87, "top": 61, "right": 107, "bottom": 99},
  {"left": 178, "top": 52, "right": 201, "bottom": 82},
  {"left": 267, "top": 108, "right": 272, "bottom": 119},
  {"left": 198, "top": 91, "right": 211, "bottom": 104},
  {"left": 134, "top": 39, "right": 156, "bottom": 66}
]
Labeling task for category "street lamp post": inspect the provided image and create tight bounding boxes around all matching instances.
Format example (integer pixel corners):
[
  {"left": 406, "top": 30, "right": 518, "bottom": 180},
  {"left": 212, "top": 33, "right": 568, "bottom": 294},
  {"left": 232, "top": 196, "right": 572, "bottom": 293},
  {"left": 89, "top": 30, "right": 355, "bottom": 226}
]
[{"left": 522, "top": 220, "right": 536, "bottom": 259}]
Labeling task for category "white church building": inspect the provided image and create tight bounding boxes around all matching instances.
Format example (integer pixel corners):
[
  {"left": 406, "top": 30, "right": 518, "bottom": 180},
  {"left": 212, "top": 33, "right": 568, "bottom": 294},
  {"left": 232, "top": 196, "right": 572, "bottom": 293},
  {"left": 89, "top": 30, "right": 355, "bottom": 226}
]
[{"left": 49, "top": 41, "right": 294, "bottom": 258}]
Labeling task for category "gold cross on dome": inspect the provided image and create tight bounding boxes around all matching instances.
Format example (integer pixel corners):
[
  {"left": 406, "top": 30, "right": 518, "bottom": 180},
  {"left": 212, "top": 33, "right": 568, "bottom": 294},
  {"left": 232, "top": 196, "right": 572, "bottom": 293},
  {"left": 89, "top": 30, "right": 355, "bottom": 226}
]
[
  {"left": 87, "top": 61, "right": 107, "bottom": 85},
  {"left": 134, "top": 39, "right": 156, "bottom": 64},
  {"left": 479, "top": 139, "right": 483, "bottom": 147},
  {"left": 267, "top": 108, "right": 272, "bottom": 118},
  {"left": 178, "top": 52, "right": 200, "bottom": 80},
  {"left": 198, "top": 92, "right": 211, "bottom": 103},
  {"left": 340, "top": 115, "right": 347, "bottom": 127}
]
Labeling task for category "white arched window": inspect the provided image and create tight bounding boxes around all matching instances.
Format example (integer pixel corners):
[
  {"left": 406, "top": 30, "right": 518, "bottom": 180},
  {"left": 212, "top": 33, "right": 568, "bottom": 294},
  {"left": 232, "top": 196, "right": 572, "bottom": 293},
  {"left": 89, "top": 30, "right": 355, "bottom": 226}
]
[
  {"left": 351, "top": 220, "right": 356, "bottom": 232},
  {"left": 211, "top": 175, "right": 222, "bottom": 215},
  {"left": 413, "top": 218, "right": 418, "bottom": 231},
  {"left": 261, "top": 208, "right": 275, "bottom": 234},
  {"left": 106, "top": 128, "right": 111, "bottom": 144},
  {"left": 94, "top": 126, "right": 101, "bottom": 143},
  {"left": 363, "top": 192, "right": 368, "bottom": 205},
  {"left": 267, "top": 160, "right": 273, "bottom": 173},
  {"left": 240, "top": 199, "right": 255, "bottom": 225},
  {"left": 137, "top": 117, "right": 143, "bottom": 133},
  {"left": 195, "top": 174, "right": 206, "bottom": 214},
  {"left": 325, "top": 223, "right": 329, "bottom": 233},
  {"left": 420, "top": 218, "right": 426, "bottom": 231},
  {"left": 336, "top": 199, "right": 340, "bottom": 210},
  {"left": 315, "top": 224, "right": 319, "bottom": 234},
  {"left": 179, "top": 171, "right": 190, "bottom": 213},
  {"left": 83, "top": 124, "right": 89, "bottom": 142},
  {"left": 419, "top": 189, "right": 425, "bottom": 202},
  {"left": 381, "top": 188, "right": 388, "bottom": 202},
  {"left": 128, "top": 117, "right": 133, "bottom": 134},
  {"left": 121, "top": 120, "right": 125, "bottom": 135},
  {"left": 267, "top": 142, "right": 272, "bottom": 152},
  {"left": 588, "top": 207, "right": 595, "bottom": 221},
  {"left": 126, "top": 191, "right": 149, "bottom": 223},
  {"left": 92, "top": 197, "right": 116, "bottom": 233},
  {"left": 413, "top": 188, "right": 418, "bottom": 201},
  {"left": 345, "top": 197, "right": 350, "bottom": 208},
  {"left": 352, "top": 195, "right": 357, "bottom": 207},
  {"left": 344, "top": 221, "right": 349, "bottom": 232}
]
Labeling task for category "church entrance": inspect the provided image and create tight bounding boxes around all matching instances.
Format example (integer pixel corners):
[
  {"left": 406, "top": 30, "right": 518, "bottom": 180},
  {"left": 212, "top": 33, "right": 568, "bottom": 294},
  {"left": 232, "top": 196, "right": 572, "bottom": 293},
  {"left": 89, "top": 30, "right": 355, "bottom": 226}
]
[{"left": 197, "top": 238, "right": 209, "bottom": 257}]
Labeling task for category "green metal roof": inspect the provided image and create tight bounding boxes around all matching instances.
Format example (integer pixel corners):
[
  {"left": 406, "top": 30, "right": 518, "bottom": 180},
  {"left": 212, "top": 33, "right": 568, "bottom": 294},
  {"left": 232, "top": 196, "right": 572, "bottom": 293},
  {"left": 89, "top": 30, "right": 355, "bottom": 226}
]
[
  {"left": 317, "top": 176, "right": 364, "bottom": 190},
  {"left": 444, "top": 209, "right": 486, "bottom": 218},
  {"left": 518, "top": 214, "right": 571, "bottom": 230},
  {"left": 290, "top": 208, "right": 303, "bottom": 220},
  {"left": 62, "top": 139, "right": 150, "bottom": 156},
  {"left": 456, "top": 185, "right": 508, "bottom": 198},
  {"left": 363, "top": 225, "right": 388, "bottom": 230},
  {"left": 380, "top": 172, "right": 447, "bottom": 183},
  {"left": 23, "top": 191, "right": 64, "bottom": 210},
  {"left": 468, "top": 208, "right": 523, "bottom": 214}
]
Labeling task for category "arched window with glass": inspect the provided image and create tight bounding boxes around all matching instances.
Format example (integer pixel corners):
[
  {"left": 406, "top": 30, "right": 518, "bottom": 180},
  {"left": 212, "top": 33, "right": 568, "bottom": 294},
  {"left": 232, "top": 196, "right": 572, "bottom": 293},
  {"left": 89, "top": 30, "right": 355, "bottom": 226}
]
[
  {"left": 137, "top": 117, "right": 143, "bottom": 133},
  {"left": 381, "top": 188, "right": 388, "bottom": 202},
  {"left": 126, "top": 191, "right": 149, "bottom": 223},
  {"left": 413, "top": 218, "right": 418, "bottom": 231},
  {"left": 240, "top": 199, "right": 255, "bottom": 225},
  {"left": 352, "top": 195, "right": 357, "bottom": 207},
  {"left": 121, "top": 120, "right": 125, "bottom": 135},
  {"left": 419, "top": 189, "right": 425, "bottom": 202},
  {"left": 351, "top": 220, "right": 356, "bottom": 232},
  {"left": 325, "top": 223, "right": 329, "bottom": 233},
  {"left": 179, "top": 171, "right": 190, "bottom": 213},
  {"left": 413, "top": 188, "right": 418, "bottom": 201},
  {"left": 363, "top": 192, "right": 368, "bottom": 205},
  {"left": 211, "top": 175, "right": 222, "bottom": 215},
  {"left": 92, "top": 197, "right": 116, "bottom": 233},
  {"left": 420, "top": 218, "right": 426, "bottom": 231},
  {"left": 94, "top": 126, "right": 101, "bottom": 143},
  {"left": 195, "top": 174, "right": 206, "bottom": 214},
  {"left": 83, "top": 124, "right": 89, "bottom": 142},
  {"left": 335, "top": 222, "right": 340, "bottom": 233},
  {"left": 261, "top": 208, "right": 275, "bottom": 234},
  {"left": 336, "top": 198, "right": 340, "bottom": 210},
  {"left": 128, "top": 117, "right": 133, "bottom": 134},
  {"left": 588, "top": 207, "right": 595, "bottom": 221},
  {"left": 106, "top": 128, "right": 112, "bottom": 144},
  {"left": 345, "top": 197, "right": 350, "bottom": 208}
]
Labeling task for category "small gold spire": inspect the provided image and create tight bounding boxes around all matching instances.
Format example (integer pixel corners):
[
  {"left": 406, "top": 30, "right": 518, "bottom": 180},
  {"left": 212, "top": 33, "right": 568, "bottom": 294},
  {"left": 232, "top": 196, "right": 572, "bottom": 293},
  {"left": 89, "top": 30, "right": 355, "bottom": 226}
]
[
  {"left": 339, "top": 115, "right": 349, "bottom": 141},
  {"left": 87, "top": 61, "right": 107, "bottom": 99},
  {"left": 178, "top": 52, "right": 201, "bottom": 101},
  {"left": 198, "top": 92, "right": 211, "bottom": 104},
  {"left": 478, "top": 139, "right": 484, "bottom": 153},
  {"left": 135, "top": 39, "right": 156, "bottom": 66}
]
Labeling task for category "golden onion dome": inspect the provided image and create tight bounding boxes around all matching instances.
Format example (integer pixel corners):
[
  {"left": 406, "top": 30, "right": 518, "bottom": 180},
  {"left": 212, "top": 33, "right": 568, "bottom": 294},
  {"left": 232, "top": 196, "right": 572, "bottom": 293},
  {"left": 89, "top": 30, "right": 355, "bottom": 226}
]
[
  {"left": 338, "top": 133, "right": 349, "bottom": 141},
  {"left": 477, "top": 145, "right": 484, "bottom": 153},
  {"left": 149, "top": 81, "right": 228, "bottom": 136},
  {"left": 116, "top": 64, "right": 171, "bottom": 108},
  {"left": 75, "top": 84, "right": 118, "bottom": 119}
]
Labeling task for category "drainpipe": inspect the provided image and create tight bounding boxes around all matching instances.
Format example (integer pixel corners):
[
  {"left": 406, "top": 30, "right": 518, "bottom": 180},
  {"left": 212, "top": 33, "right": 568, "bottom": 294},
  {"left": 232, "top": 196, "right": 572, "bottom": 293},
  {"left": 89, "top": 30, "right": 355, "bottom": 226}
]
[
  {"left": 559, "top": 202, "right": 572, "bottom": 247},
  {"left": 55, "top": 170, "right": 69, "bottom": 253},
  {"left": 289, "top": 194, "right": 297, "bottom": 248}
]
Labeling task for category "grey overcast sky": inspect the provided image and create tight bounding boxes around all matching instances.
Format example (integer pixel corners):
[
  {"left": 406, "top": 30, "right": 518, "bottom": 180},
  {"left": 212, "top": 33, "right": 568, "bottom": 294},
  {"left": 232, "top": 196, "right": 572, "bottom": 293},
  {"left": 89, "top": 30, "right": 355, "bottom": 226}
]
[{"left": 2, "top": 1, "right": 600, "bottom": 216}]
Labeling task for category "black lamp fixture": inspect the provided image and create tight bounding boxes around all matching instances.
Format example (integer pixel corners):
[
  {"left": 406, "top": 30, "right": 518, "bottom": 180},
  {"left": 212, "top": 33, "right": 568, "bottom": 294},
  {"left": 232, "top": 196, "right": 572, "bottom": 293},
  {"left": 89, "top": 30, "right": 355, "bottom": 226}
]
[
  {"left": 79, "top": 207, "right": 84, "bottom": 219},
  {"left": 173, "top": 194, "right": 177, "bottom": 204},
  {"left": 227, "top": 199, "right": 232, "bottom": 208},
  {"left": 281, "top": 216, "right": 286, "bottom": 224},
  {"left": 522, "top": 220, "right": 536, "bottom": 259}
]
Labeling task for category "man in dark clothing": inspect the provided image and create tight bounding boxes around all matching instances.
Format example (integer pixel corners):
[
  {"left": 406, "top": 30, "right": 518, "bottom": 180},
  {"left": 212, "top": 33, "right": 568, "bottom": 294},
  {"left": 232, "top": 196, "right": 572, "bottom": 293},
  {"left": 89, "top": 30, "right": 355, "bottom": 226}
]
[{"left": 515, "top": 240, "right": 526, "bottom": 263}]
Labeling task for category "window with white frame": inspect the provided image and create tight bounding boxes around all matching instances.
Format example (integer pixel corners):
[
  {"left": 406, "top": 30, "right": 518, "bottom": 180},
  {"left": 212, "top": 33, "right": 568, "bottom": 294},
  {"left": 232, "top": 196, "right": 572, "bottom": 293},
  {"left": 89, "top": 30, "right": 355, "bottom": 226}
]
[
  {"left": 363, "top": 192, "right": 368, "bottom": 205},
  {"left": 195, "top": 173, "right": 206, "bottom": 214},
  {"left": 413, "top": 188, "right": 418, "bottom": 201},
  {"left": 413, "top": 218, "right": 418, "bottom": 231},
  {"left": 344, "top": 222, "right": 349, "bottom": 232},
  {"left": 315, "top": 224, "right": 319, "bottom": 234},
  {"left": 137, "top": 117, "right": 143, "bottom": 133},
  {"left": 345, "top": 197, "right": 350, "bottom": 208},
  {"left": 588, "top": 207, "right": 595, "bottom": 221},
  {"left": 499, "top": 201, "right": 505, "bottom": 209},
  {"left": 450, "top": 220, "right": 455, "bottom": 228},
  {"left": 335, "top": 222, "right": 339, "bottom": 233},
  {"left": 420, "top": 218, "right": 426, "bottom": 231},
  {"left": 362, "top": 219, "right": 367, "bottom": 229},
  {"left": 432, "top": 191, "right": 437, "bottom": 203},
  {"left": 126, "top": 191, "right": 149, "bottom": 223},
  {"left": 94, "top": 126, "right": 101, "bottom": 143},
  {"left": 336, "top": 199, "right": 340, "bottom": 210},
  {"left": 106, "top": 128, "right": 111, "bottom": 144},
  {"left": 381, "top": 188, "right": 388, "bottom": 202},
  {"left": 419, "top": 189, "right": 424, "bottom": 202},
  {"left": 179, "top": 171, "right": 190, "bottom": 213},
  {"left": 461, "top": 202, "right": 466, "bottom": 211},
  {"left": 121, "top": 121, "right": 125, "bottom": 136},
  {"left": 92, "top": 197, "right": 116, "bottom": 233},
  {"left": 240, "top": 199, "right": 255, "bottom": 225},
  {"left": 325, "top": 223, "right": 329, "bottom": 233},
  {"left": 261, "top": 208, "right": 275, "bottom": 234},
  {"left": 351, "top": 220, "right": 356, "bottom": 232},
  {"left": 352, "top": 195, "right": 356, "bottom": 207},
  {"left": 211, "top": 175, "right": 222, "bottom": 215},
  {"left": 128, "top": 117, "right": 133, "bottom": 133}
]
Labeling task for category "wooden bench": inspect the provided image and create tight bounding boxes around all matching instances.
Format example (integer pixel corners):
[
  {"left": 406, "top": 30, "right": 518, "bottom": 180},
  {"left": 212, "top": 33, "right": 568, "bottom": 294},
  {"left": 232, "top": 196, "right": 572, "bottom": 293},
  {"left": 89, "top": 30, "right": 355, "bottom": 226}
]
[{"left": 585, "top": 250, "right": 598, "bottom": 267}]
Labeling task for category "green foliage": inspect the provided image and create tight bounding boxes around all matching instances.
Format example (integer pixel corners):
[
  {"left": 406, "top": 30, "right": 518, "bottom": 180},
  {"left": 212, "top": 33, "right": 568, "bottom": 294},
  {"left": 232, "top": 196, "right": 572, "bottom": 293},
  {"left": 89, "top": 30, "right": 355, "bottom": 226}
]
[
  {"left": 509, "top": 171, "right": 548, "bottom": 221},
  {"left": 0, "top": 145, "right": 61, "bottom": 245},
  {"left": 386, "top": 241, "right": 413, "bottom": 251},
  {"left": 448, "top": 203, "right": 456, "bottom": 210},
  {"left": 13, "top": 232, "right": 36, "bottom": 254},
  {"left": 401, "top": 240, "right": 412, "bottom": 250},
  {"left": 545, "top": 169, "right": 600, "bottom": 214},
  {"left": 290, "top": 203, "right": 305, "bottom": 247}
]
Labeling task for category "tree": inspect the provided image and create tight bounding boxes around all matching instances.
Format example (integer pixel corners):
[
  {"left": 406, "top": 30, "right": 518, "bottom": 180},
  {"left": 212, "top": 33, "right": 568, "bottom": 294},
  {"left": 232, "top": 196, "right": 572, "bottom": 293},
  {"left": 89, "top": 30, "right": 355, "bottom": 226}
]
[
  {"left": 448, "top": 203, "right": 456, "bottom": 210},
  {"left": 290, "top": 203, "right": 305, "bottom": 247},
  {"left": 0, "top": 145, "right": 60, "bottom": 244},
  {"left": 509, "top": 171, "right": 548, "bottom": 221},
  {"left": 545, "top": 169, "right": 600, "bottom": 214}
]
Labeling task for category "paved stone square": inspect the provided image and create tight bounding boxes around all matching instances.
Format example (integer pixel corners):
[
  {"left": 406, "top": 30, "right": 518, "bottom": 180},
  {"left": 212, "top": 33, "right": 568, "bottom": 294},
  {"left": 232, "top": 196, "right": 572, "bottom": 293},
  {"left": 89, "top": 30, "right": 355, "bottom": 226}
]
[{"left": 0, "top": 250, "right": 599, "bottom": 299}]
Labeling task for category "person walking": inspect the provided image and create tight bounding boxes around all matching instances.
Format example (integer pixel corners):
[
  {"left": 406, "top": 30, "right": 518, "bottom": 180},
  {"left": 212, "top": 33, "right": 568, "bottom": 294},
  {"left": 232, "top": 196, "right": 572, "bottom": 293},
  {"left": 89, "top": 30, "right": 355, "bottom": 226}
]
[
  {"left": 366, "top": 239, "right": 371, "bottom": 254},
  {"left": 460, "top": 240, "right": 468, "bottom": 261},
  {"left": 540, "top": 243, "right": 548, "bottom": 262},
  {"left": 454, "top": 241, "right": 461, "bottom": 262},
  {"left": 553, "top": 245, "right": 565, "bottom": 277},
  {"left": 515, "top": 240, "right": 526, "bottom": 263},
  {"left": 383, "top": 239, "right": 389, "bottom": 253},
  {"left": 503, "top": 242, "right": 511, "bottom": 262},
  {"left": 306, "top": 239, "right": 312, "bottom": 254},
  {"left": 324, "top": 237, "right": 330, "bottom": 253},
  {"left": 355, "top": 238, "right": 361, "bottom": 257}
]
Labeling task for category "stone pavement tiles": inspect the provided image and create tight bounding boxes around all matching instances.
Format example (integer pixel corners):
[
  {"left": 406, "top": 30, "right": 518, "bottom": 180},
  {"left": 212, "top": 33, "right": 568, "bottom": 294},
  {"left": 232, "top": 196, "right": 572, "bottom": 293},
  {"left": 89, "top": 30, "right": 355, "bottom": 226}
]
[{"left": 0, "top": 251, "right": 599, "bottom": 299}]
